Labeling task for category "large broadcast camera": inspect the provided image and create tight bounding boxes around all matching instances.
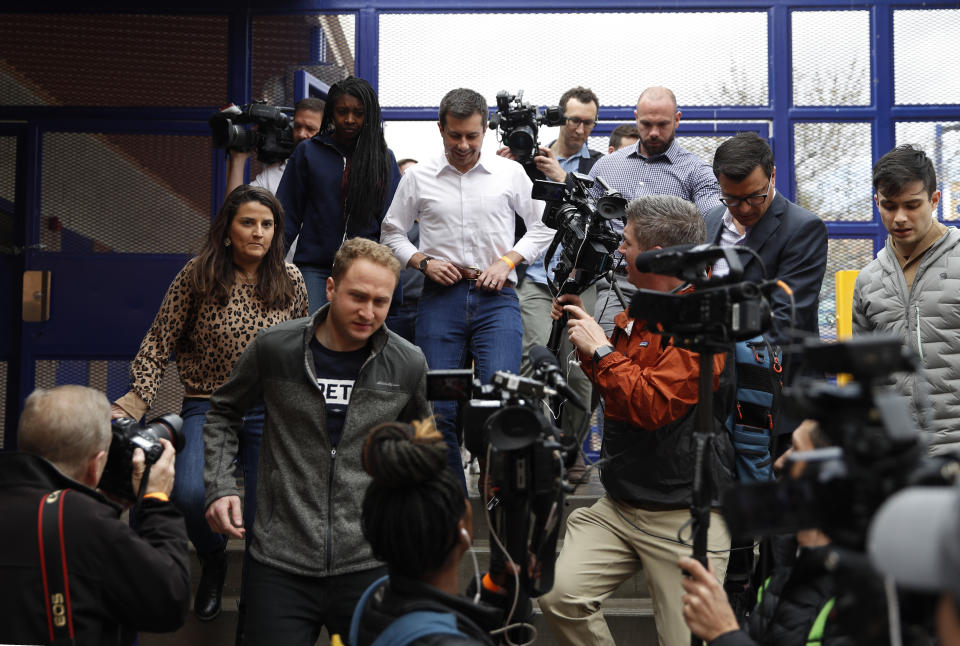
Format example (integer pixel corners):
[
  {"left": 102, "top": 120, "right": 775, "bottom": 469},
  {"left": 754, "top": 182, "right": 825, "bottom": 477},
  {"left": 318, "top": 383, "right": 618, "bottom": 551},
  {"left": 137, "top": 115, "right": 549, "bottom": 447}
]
[
  {"left": 534, "top": 172, "right": 626, "bottom": 354},
  {"left": 719, "top": 335, "right": 959, "bottom": 644},
  {"left": 628, "top": 244, "right": 777, "bottom": 352},
  {"left": 98, "top": 414, "right": 184, "bottom": 503},
  {"left": 427, "top": 346, "right": 580, "bottom": 600},
  {"left": 489, "top": 90, "right": 563, "bottom": 174},
  {"left": 209, "top": 101, "right": 296, "bottom": 165},
  {"left": 722, "top": 335, "right": 958, "bottom": 548}
]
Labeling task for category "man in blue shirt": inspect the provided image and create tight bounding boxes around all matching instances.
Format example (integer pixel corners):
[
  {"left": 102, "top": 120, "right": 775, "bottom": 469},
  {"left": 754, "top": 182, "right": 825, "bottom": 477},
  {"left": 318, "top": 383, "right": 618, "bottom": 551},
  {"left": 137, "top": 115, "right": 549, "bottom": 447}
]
[{"left": 517, "top": 87, "right": 603, "bottom": 483}]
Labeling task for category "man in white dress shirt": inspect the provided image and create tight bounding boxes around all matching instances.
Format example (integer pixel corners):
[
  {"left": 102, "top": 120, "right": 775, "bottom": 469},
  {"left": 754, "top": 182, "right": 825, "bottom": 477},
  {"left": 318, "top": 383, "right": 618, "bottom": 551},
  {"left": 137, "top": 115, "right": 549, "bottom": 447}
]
[{"left": 381, "top": 87, "right": 555, "bottom": 488}]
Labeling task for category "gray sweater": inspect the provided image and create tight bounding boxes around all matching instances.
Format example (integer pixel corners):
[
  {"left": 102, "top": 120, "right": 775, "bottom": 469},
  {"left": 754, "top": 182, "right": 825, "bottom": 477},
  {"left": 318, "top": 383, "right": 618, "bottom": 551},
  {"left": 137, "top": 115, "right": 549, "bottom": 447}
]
[
  {"left": 203, "top": 306, "right": 431, "bottom": 577},
  {"left": 852, "top": 227, "right": 960, "bottom": 455}
]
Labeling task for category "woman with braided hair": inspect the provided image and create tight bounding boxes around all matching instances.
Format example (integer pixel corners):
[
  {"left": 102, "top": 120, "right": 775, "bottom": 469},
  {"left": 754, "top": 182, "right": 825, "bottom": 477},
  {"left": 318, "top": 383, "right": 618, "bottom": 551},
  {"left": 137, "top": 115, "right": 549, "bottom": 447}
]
[
  {"left": 277, "top": 76, "right": 402, "bottom": 313},
  {"left": 349, "top": 419, "right": 499, "bottom": 646}
]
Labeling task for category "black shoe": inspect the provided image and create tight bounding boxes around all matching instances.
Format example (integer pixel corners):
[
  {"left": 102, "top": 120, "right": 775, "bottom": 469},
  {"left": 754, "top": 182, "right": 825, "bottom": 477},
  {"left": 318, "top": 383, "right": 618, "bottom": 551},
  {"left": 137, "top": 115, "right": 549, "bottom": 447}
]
[{"left": 194, "top": 548, "right": 228, "bottom": 621}]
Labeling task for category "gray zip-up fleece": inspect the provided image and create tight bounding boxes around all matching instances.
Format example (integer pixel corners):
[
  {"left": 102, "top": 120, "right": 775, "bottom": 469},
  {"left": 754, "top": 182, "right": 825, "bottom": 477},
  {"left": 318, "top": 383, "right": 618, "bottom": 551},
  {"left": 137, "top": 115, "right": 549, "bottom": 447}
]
[
  {"left": 852, "top": 226, "right": 960, "bottom": 455},
  {"left": 203, "top": 305, "right": 431, "bottom": 577}
]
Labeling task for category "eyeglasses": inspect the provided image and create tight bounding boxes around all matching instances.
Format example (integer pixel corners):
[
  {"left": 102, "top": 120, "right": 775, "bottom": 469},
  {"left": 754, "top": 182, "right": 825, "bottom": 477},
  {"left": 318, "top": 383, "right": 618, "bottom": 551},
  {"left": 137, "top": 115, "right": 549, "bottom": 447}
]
[
  {"left": 564, "top": 116, "right": 597, "bottom": 129},
  {"left": 719, "top": 177, "right": 772, "bottom": 208}
]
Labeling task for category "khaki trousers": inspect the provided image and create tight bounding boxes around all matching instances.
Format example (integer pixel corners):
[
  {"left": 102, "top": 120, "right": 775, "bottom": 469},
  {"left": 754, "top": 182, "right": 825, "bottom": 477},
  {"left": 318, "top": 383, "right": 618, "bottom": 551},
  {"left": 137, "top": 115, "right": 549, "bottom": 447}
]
[{"left": 538, "top": 495, "right": 730, "bottom": 646}]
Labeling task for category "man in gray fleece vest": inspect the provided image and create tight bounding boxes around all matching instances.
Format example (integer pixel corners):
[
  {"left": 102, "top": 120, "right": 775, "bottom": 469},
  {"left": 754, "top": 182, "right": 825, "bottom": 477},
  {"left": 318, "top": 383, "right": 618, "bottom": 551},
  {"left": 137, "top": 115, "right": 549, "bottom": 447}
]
[
  {"left": 853, "top": 144, "right": 960, "bottom": 456},
  {"left": 202, "top": 238, "right": 432, "bottom": 645}
]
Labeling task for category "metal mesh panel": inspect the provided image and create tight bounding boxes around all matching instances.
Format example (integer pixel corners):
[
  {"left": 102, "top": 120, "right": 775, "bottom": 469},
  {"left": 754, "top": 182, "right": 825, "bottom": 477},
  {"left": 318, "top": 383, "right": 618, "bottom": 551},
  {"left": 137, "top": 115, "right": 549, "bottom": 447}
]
[
  {"left": 40, "top": 132, "right": 210, "bottom": 254},
  {"left": 792, "top": 11, "right": 870, "bottom": 107},
  {"left": 34, "top": 359, "right": 87, "bottom": 389},
  {"left": 674, "top": 136, "right": 727, "bottom": 170},
  {"left": 0, "top": 136, "right": 14, "bottom": 247},
  {"left": 896, "top": 121, "right": 960, "bottom": 221},
  {"left": 819, "top": 238, "right": 875, "bottom": 341},
  {"left": 894, "top": 9, "right": 960, "bottom": 105},
  {"left": 0, "top": 137, "right": 15, "bottom": 203},
  {"left": 252, "top": 14, "right": 355, "bottom": 106},
  {"left": 793, "top": 122, "right": 873, "bottom": 221},
  {"left": 33, "top": 359, "right": 183, "bottom": 420},
  {"left": 0, "top": 14, "right": 227, "bottom": 107},
  {"left": 379, "top": 12, "right": 768, "bottom": 108}
]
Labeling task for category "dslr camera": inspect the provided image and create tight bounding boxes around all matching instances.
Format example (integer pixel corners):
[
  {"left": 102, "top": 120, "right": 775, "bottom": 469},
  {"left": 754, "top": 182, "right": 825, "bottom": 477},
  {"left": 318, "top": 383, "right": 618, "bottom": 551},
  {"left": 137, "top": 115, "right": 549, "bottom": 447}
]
[
  {"left": 209, "top": 100, "right": 296, "bottom": 165},
  {"left": 98, "top": 414, "right": 184, "bottom": 503},
  {"left": 488, "top": 90, "right": 563, "bottom": 167}
]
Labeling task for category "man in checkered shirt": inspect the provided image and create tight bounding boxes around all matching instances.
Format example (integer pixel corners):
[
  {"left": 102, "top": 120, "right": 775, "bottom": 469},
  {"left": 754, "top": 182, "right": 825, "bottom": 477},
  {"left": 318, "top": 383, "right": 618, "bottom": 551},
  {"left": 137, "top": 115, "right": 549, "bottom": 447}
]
[{"left": 587, "top": 86, "right": 721, "bottom": 333}]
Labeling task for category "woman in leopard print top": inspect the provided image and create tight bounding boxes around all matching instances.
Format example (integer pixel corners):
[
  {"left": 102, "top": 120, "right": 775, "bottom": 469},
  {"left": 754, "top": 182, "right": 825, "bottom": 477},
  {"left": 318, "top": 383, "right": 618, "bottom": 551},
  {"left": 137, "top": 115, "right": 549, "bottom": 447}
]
[{"left": 113, "top": 185, "right": 307, "bottom": 623}]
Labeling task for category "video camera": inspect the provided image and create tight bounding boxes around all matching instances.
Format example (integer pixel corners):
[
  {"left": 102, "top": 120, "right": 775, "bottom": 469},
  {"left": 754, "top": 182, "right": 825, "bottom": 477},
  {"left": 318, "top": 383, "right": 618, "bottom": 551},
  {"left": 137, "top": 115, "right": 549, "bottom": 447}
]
[
  {"left": 535, "top": 173, "right": 625, "bottom": 290},
  {"left": 98, "top": 414, "right": 184, "bottom": 503},
  {"left": 427, "top": 347, "right": 577, "bottom": 597},
  {"left": 534, "top": 172, "right": 625, "bottom": 354},
  {"left": 209, "top": 101, "right": 296, "bottom": 165},
  {"left": 489, "top": 90, "right": 563, "bottom": 171},
  {"left": 627, "top": 244, "right": 776, "bottom": 352},
  {"left": 721, "top": 335, "right": 958, "bottom": 549}
]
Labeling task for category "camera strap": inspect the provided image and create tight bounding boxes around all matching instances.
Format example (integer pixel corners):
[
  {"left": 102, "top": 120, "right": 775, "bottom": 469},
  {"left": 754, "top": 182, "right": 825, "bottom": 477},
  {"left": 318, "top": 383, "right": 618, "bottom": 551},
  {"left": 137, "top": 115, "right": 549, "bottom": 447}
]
[{"left": 37, "top": 489, "right": 77, "bottom": 645}]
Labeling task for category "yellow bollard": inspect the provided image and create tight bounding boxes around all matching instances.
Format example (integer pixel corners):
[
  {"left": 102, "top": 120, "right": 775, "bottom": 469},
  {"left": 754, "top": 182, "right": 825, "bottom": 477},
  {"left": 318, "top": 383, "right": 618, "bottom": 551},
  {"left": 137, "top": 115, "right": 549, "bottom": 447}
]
[{"left": 835, "top": 269, "right": 859, "bottom": 386}]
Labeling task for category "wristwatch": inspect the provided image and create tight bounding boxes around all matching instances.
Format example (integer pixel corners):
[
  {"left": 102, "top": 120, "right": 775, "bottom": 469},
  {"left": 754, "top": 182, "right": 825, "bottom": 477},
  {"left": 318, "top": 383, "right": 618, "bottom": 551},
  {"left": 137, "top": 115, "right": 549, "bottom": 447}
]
[
  {"left": 593, "top": 344, "right": 615, "bottom": 363},
  {"left": 418, "top": 256, "right": 433, "bottom": 273}
]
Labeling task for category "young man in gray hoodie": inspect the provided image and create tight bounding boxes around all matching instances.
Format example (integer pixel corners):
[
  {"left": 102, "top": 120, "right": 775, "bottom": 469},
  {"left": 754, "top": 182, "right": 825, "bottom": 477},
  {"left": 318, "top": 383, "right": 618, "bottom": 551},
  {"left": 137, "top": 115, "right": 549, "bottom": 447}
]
[
  {"left": 203, "top": 237, "right": 432, "bottom": 645},
  {"left": 853, "top": 144, "right": 960, "bottom": 455}
]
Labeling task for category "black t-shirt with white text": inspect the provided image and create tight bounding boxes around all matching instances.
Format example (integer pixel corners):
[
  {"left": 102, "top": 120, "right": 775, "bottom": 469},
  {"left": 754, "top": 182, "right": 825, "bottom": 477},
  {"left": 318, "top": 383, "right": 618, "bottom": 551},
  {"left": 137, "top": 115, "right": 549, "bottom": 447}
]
[{"left": 309, "top": 336, "right": 369, "bottom": 448}]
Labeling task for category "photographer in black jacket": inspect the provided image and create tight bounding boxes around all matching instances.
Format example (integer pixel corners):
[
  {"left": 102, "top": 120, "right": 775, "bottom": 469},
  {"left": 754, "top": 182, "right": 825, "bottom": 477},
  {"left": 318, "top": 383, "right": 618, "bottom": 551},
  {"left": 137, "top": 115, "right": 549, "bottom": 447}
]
[{"left": 0, "top": 385, "right": 190, "bottom": 645}]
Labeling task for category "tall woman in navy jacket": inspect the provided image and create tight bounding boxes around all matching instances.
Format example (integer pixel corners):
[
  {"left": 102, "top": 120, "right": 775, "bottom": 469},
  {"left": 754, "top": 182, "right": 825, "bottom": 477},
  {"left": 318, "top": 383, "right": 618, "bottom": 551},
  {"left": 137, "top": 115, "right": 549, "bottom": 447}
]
[{"left": 277, "top": 76, "right": 402, "bottom": 312}]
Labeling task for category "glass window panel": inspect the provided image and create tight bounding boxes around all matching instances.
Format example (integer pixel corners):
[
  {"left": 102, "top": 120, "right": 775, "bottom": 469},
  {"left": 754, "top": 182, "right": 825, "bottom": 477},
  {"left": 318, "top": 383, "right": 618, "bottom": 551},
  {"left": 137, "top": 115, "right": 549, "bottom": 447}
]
[
  {"left": 894, "top": 9, "right": 960, "bottom": 105},
  {"left": 252, "top": 14, "right": 355, "bottom": 106},
  {"left": 792, "top": 11, "right": 870, "bottom": 106},
  {"left": 41, "top": 132, "right": 210, "bottom": 254},
  {"left": 0, "top": 14, "right": 227, "bottom": 106},
  {"left": 895, "top": 121, "right": 960, "bottom": 221},
  {"left": 793, "top": 122, "right": 873, "bottom": 221},
  {"left": 819, "top": 238, "right": 875, "bottom": 341},
  {"left": 379, "top": 12, "right": 768, "bottom": 108}
]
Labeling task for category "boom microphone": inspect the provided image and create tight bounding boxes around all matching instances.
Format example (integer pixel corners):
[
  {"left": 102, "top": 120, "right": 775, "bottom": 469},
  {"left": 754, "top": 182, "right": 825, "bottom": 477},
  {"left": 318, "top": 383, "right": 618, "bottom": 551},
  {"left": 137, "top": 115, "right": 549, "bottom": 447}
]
[{"left": 529, "top": 345, "right": 586, "bottom": 410}]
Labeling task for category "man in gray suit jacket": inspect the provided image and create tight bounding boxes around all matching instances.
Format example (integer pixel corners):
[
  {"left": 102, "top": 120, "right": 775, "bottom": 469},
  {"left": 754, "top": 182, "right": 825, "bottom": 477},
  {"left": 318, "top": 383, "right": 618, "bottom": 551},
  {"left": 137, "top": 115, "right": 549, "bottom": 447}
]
[{"left": 705, "top": 132, "right": 828, "bottom": 346}]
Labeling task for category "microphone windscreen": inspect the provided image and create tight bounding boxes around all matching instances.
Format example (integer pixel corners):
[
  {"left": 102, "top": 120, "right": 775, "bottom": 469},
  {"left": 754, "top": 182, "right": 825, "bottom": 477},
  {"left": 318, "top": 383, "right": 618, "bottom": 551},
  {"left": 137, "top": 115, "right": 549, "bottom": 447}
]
[{"left": 529, "top": 345, "right": 560, "bottom": 370}]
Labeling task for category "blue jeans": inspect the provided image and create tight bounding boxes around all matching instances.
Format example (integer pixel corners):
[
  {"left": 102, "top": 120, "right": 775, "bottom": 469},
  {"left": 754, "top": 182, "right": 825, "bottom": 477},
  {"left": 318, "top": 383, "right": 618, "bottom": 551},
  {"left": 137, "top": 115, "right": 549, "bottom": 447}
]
[
  {"left": 174, "top": 398, "right": 263, "bottom": 557},
  {"left": 385, "top": 299, "right": 418, "bottom": 343},
  {"left": 415, "top": 281, "right": 523, "bottom": 491},
  {"left": 298, "top": 266, "right": 331, "bottom": 315}
]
